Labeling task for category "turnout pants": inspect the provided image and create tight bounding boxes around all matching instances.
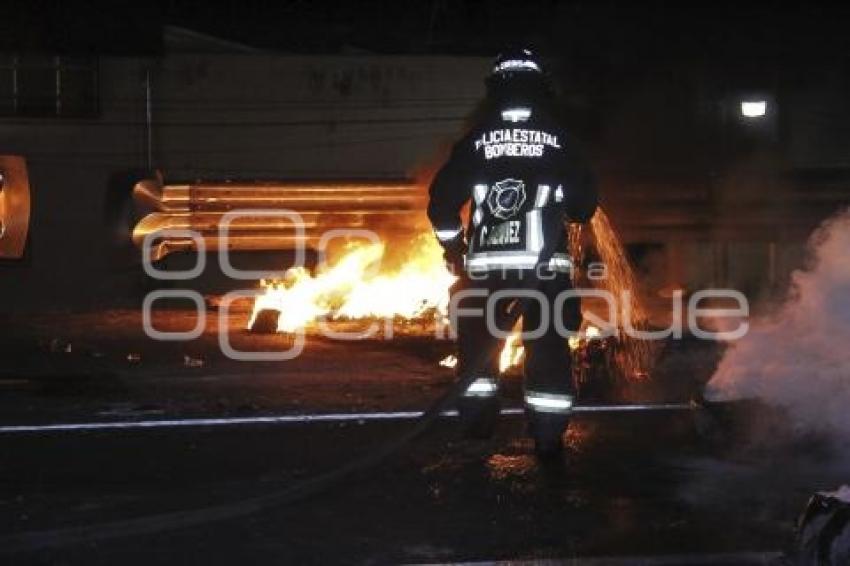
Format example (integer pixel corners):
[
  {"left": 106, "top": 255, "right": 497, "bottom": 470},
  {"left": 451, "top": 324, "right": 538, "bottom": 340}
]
[{"left": 452, "top": 270, "right": 581, "bottom": 436}]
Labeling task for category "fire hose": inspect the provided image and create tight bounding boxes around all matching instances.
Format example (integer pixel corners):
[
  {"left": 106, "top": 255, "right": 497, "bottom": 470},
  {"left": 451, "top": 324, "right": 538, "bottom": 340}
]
[
  {"left": 0, "top": 218, "right": 714, "bottom": 554},
  {"left": 0, "top": 295, "right": 535, "bottom": 553}
]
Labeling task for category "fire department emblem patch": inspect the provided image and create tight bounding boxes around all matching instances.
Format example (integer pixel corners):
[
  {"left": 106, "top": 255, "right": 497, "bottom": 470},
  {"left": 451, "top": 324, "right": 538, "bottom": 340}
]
[{"left": 487, "top": 178, "right": 526, "bottom": 220}]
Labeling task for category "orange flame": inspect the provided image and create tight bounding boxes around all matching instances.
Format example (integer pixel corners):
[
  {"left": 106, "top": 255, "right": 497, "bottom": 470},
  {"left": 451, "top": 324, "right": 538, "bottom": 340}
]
[
  {"left": 248, "top": 207, "right": 652, "bottom": 379},
  {"left": 248, "top": 234, "right": 455, "bottom": 333}
]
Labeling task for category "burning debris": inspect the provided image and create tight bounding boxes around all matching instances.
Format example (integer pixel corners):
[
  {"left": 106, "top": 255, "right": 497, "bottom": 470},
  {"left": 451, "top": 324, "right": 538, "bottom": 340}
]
[
  {"left": 499, "top": 329, "right": 525, "bottom": 373},
  {"left": 247, "top": 234, "right": 454, "bottom": 333},
  {"left": 247, "top": 206, "right": 655, "bottom": 384}
]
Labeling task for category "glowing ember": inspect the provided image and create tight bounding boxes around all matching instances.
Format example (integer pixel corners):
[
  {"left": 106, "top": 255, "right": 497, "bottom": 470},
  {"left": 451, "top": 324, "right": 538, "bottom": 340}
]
[
  {"left": 585, "top": 209, "right": 654, "bottom": 380},
  {"left": 585, "top": 325, "right": 601, "bottom": 339}
]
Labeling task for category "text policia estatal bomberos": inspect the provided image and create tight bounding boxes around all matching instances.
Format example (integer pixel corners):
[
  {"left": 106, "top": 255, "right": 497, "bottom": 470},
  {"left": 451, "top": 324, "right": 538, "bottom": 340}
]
[{"left": 474, "top": 127, "right": 561, "bottom": 160}]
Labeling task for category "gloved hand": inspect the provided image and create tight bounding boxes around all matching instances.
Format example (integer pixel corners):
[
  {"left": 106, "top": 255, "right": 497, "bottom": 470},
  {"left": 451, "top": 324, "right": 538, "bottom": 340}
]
[
  {"left": 444, "top": 247, "right": 465, "bottom": 275},
  {"left": 441, "top": 235, "right": 466, "bottom": 275}
]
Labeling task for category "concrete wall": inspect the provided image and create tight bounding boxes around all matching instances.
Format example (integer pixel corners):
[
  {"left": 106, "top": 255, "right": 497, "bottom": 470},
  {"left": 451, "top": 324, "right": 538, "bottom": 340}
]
[
  {"left": 150, "top": 55, "right": 488, "bottom": 178},
  {"left": 1, "top": 51, "right": 846, "bottom": 312},
  {"left": 0, "top": 55, "right": 489, "bottom": 310}
]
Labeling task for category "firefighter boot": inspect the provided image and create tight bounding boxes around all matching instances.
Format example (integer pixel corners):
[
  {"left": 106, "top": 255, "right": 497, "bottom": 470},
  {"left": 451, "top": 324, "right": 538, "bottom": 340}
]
[
  {"left": 457, "top": 396, "right": 500, "bottom": 439},
  {"left": 527, "top": 411, "right": 568, "bottom": 460}
]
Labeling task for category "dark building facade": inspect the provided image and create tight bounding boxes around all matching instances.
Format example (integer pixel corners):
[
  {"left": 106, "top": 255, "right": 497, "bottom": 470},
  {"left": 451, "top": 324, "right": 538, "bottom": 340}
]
[{"left": 1, "top": 20, "right": 849, "bottom": 310}]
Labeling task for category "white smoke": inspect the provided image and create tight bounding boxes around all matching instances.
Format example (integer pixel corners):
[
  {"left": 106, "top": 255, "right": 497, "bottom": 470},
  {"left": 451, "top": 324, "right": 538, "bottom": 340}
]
[{"left": 705, "top": 208, "right": 850, "bottom": 436}]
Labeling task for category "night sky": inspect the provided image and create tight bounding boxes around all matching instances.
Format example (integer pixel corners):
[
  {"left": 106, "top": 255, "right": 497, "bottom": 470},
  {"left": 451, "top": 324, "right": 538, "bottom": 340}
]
[{"left": 4, "top": 1, "right": 850, "bottom": 68}]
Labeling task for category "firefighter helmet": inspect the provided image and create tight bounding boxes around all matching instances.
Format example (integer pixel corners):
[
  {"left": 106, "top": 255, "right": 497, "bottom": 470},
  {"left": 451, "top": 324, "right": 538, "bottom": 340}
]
[
  {"left": 490, "top": 47, "right": 546, "bottom": 78},
  {"left": 485, "top": 47, "right": 551, "bottom": 101}
]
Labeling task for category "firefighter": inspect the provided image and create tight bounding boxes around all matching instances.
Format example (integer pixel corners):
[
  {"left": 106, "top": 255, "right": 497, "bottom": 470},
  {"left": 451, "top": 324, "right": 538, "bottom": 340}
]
[{"left": 427, "top": 48, "right": 598, "bottom": 458}]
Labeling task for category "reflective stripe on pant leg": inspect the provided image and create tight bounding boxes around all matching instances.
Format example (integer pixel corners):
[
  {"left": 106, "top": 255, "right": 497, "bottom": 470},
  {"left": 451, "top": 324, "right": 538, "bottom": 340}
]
[
  {"left": 524, "top": 390, "right": 574, "bottom": 414},
  {"left": 464, "top": 376, "right": 499, "bottom": 397}
]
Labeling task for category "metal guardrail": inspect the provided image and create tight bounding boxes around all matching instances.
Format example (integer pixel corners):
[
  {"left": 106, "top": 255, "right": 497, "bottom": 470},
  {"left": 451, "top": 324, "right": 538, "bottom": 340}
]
[{"left": 131, "top": 178, "right": 428, "bottom": 261}]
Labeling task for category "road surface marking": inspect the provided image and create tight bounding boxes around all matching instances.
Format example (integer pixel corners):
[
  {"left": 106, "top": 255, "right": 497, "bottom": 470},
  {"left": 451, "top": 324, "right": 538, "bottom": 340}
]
[{"left": 0, "top": 404, "right": 692, "bottom": 434}]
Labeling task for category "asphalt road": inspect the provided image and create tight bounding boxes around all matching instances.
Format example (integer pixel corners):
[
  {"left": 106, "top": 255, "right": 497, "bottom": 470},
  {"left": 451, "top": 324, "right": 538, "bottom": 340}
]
[{"left": 0, "top": 310, "right": 845, "bottom": 564}]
